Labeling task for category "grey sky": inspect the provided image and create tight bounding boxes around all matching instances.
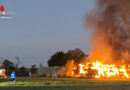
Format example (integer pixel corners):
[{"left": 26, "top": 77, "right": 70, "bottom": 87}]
[{"left": 0, "top": 0, "right": 96, "bottom": 67}]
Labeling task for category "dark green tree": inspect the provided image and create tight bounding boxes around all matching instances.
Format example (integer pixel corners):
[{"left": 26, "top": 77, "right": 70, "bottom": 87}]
[
  {"left": 63, "top": 48, "right": 86, "bottom": 75},
  {"left": 48, "top": 51, "right": 65, "bottom": 66},
  {"left": 63, "top": 48, "right": 86, "bottom": 64},
  {"left": 1, "top": 60, "right": 15, "bottom": 75},
  {"left": 29, "top": 64, "right": 37, "bottom": 73},
  {"left": 16, "top": 66, "right": 28, "bottom": 76},
  {"left": 48, "top": 49, "right": 86, "bottom": 67}
]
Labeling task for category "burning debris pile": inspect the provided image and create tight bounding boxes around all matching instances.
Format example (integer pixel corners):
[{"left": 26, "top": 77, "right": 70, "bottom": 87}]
[
  {"left": 78, "top": 62, "right": 130, "bottom": 78},
  {"left": 73, "top": 0, "right": 130, "bottom": 78}
]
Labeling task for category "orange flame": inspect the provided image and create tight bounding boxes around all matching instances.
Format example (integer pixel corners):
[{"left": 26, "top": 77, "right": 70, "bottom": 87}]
[{"left": 78, "top": 61, "right": 130, "bottom": 78}]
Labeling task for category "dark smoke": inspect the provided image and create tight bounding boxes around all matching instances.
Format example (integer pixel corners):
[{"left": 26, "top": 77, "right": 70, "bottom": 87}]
[{"left": 86, "top": 0, "right": 130, "bottom": 64}]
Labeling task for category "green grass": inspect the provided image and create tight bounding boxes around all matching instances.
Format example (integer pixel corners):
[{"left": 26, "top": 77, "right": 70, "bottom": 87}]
[
  {"left": 1, "top": 77, "right": 130, "bottom": 87},
  {"left": 1, "top": 77, "right": 130, "bottom": 90}
]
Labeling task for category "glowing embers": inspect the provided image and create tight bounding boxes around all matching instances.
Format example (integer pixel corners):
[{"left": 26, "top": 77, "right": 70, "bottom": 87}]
[{"left": 78, "top": 61, "right": 130, "bottom": 78}]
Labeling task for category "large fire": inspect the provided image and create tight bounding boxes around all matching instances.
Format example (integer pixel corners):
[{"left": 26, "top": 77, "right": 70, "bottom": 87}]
[
  {"left": 78, "top": 61, "right": 130, "bottom": 78},
  {"left": 78, "top": 0, "right": 130, "bottom": 79}
]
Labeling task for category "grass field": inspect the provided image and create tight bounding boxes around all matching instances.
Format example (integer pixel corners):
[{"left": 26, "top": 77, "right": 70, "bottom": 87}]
[{"left": 1, "top": 77, "right": 130, "bottom": 90}]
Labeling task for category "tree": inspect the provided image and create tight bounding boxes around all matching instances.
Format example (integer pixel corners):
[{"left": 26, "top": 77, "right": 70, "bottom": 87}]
[
  {"left": 29, "top": 64, "right": 37, "bottom": 74},
  {"left": 39, "top": 63, "right": 43, "bottom": 68},
  {"left": 63, "top": 48, "right": 86, "bottom": 65},
  {"left": 16, "top": 66, "right": 28, "bottom": 76},
  {"left": 48, "top": 51, "right": 65, "bottom": 66},
  {"left": 48, "top": 49, "right": 86, "bottom": 67},
  {"left": 1, "top": 60, "right": 15, "bottom": 75}
]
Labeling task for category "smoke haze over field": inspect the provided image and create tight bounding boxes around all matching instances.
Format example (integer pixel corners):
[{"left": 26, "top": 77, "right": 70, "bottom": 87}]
[{"left": 86, "top": 0, "right": 130, "bottom": 64}]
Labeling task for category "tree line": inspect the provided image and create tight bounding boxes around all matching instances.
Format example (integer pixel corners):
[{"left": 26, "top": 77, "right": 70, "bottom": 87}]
[
  {"left": 0, "top": 60, "right": 37, "bottom": 76},
  {"left": 0, "top": 48, "right": 87, "bottom": 76}
]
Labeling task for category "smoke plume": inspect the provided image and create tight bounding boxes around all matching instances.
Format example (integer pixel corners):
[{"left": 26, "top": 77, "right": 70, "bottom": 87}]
[{"left": 86, "top": 0, "right": 130, "bottom": 64}]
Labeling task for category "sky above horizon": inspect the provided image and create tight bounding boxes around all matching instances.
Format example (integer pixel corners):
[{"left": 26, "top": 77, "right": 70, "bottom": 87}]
[{"left": 0, "top": 0, "right": 96, "bottom": 67}]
